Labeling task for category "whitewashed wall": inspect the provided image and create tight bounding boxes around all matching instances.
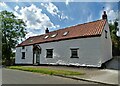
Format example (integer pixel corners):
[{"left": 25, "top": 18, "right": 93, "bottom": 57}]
[
  {"left": 39, "top": 37, "right": 103, "bottom": 67},
  {"left": 15, "top": 22, "right": 112, "bottom": 67},
  {"left": 15, "top": 45, "right": 33, "bottom": 64},
  {"left": 100, "top": 22, "right": 112, "bottom": 64}
]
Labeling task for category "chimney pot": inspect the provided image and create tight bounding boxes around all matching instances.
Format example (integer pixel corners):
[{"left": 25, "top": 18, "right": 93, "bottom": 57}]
[
  {"left": 45, "top": 28, "right": 49, "bottom": 33},
  {"left": 102, "top": 11, "right": 107, "bottom": 20}
]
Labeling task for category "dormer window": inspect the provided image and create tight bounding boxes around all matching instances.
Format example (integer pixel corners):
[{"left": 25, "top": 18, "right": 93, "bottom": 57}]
[
  {"left": 105, "top": 30, "right": 107, "bottom": 39},
  {"left": 51, "top": 33, "right": 57, "bottom": 38},
  {"left": 29, "top": 39, "right": 33, "bottom": 43},
  {"left": 44, "top": 35, "right": 49, "bottom": 39},
  {"left": 63, "top": 31, "right": 69, "bottom": 36}
]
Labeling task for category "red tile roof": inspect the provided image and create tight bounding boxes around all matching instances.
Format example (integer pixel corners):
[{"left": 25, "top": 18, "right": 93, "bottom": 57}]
[{"left": 17, "top": 19, "right": 107, "bottom": 47}]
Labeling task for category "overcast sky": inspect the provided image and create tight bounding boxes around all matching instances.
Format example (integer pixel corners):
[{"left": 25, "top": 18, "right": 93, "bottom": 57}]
[{"left": 0, "top": 1, "right": 119, "bottom": 39}]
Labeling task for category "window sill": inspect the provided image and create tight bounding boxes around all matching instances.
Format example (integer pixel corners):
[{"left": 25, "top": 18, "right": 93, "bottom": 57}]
[
  {"left": 70, "top": 56, "right": 79, "bottom": 58},
  {"left": 21, "top": 58, "right": 25, "bottom": 59},
  {"left": 46, "top": 56, "right": 53, "bottom": 58}
]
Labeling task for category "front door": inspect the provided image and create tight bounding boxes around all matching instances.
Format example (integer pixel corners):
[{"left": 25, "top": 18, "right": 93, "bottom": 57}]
[
  {"left": 36, "top": 51, "right": 40, "bottom": 63},
  {"left": 33, "top": 50, "right": 40, "bottom": 64},
  {"left": 33, "top": 50, "right": 40, "bottom": 65},
  {"left": 33, "top": 44, "right": 41, "bottom": 65}
]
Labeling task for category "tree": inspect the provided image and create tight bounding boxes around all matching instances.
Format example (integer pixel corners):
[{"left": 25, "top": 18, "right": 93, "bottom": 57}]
[
  {"left": 0, "top": 10, "right": 27, "bottom": 65},
  {"left": 109, "top": 20, "right": 120, "bottom": 56}
]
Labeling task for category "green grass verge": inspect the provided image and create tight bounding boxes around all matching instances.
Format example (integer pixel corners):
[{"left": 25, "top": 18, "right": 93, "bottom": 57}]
[{"left": 7, "top": 66, "right": 85, "bottom": 76}]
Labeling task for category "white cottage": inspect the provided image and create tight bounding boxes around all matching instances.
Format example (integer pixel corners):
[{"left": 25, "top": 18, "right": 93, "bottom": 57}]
[{"left": 15, "top": 12, "right": 112, "bottom": 67}]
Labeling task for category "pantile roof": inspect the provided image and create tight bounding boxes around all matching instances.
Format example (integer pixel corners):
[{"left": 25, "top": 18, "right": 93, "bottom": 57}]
[{"left": 17, "top": 19, "right": 107, "bottom": 47}]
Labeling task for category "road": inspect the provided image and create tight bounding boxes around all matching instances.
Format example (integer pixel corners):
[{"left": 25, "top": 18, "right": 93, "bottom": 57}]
[
  {"left": 2, "top": 68, "right": 114, "bottom": 86},
  {"left": 2, "top": 68, "right": 96, "bottom": 84}
]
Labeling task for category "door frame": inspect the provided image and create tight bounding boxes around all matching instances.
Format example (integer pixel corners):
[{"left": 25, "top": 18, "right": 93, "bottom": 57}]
[{"left": 33, "top": 44, "right": 41, "bottom": 65}]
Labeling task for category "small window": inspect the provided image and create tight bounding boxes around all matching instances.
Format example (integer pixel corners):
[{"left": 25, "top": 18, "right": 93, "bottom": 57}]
[
  {"left": 105, "top": 30, "right": 107, "bottom": 39},
  {"left": 46, "top": 49, "right": 53, "bottom": 58},
  {"left": 51, "top": 33, "right": 57, "bottom": 38},
  {"left": 44, "top": 35, "right": 49, "bottom": 39},
  {"left": 63, "top": 31, "right": 69, "bottom": 36},
  {"left": 22, "top": 46, "right": 25, "bottom": 49},
  {"left": 29, "top": 39, "right": 33, "bottom": 43},
  {"left": 22, "top": 52, "right": 25, "bottom": 59},
  {"left": 70, "top": 49, "right": 79, "bottom": 58}
]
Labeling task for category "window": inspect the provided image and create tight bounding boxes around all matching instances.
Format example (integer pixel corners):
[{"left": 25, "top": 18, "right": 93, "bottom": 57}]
[
  {"left": 51, "top": 33, "right": 57, "bottom": 38},
  {"left": 105, "top": 30, "right": 107, "bottom": 39},
  {"left": 22, "top": 46, "right": 25, "bottom": 49},
  {"left": 29, "top": 39, "right": 33, "bottom": 43},
  {"left": 46, "top": 49, "right": 53, "bottom": 58},
  {"left": 22, "top": 52, "right": 25, "bottom": 59},
  {"left": 70, "top": 49, "right": 79, "bottom": 58},
  {"left": 44, "top": 35, "right": 49, "bottom": 39},
  {"left": 63, "top": 31, "right": 69, "bottom": 36}
]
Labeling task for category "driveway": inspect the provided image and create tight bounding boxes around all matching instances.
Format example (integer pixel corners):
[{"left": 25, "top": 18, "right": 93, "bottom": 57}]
[{"left": 105, "top": 56, "right": 120, "bottom": 70}]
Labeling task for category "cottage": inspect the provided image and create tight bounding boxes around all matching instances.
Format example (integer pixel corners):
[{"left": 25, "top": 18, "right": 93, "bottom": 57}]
[{"left": 15, "top": 11, "right": 112, "bottom": 67}]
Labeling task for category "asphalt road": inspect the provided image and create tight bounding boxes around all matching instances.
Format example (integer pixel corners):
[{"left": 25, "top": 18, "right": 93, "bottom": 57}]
[
  {"left": 2, "top": 68, "right": 95, "bottom": 84},
  {"left": 2, "top": 68, "right": 116, "bottom": 86}
]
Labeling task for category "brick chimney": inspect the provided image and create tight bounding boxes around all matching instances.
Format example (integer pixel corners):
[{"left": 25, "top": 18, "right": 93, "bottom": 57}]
[
  {"left": 45, "top": 28, "right": 49, "bottom": 33},
  {"left": 102, "top": 11, "right": 107, "bottom": 20}
]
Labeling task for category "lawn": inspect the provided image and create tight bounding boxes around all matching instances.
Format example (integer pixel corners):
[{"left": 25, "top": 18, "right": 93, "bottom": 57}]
[{"left": 7, "top": 66, "right": 85, "bottom": 76}]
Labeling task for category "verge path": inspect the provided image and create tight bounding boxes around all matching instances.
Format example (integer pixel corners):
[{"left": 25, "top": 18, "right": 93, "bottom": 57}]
[{"left": 23, "top": 66, "right": 119, "bottom": 85}]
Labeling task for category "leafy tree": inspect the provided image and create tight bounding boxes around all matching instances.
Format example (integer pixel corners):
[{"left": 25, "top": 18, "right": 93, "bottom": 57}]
[
  {"left": 109, "top": 20, "right": 120, "bottom": 56},
  {"left": 0, "top": 10, "right": 27, "bottom": 65}
]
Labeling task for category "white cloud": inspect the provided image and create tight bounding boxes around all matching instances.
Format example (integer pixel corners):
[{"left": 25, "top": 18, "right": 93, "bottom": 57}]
[
  {"left": 15, "top": 0, "right": 19, "bottom": 2},
  {"left": 14, "top": 5, "right": 19, "bottom": 11},
  {"left": 59, "top": 12, "right": 69, "bottom": 20},
  {"left": 0, "top": 2, "right": 8, "bottom": 11},
  {"left": 14, "top": 4, "right": 60, "bottom": 38},
  {"left": 15, "top": 4, "right": 58, "bottom": 29},
  {"left": 41, "top": 2, "right": 59, "bottom": 16},
  {"left": 117, "top": 12, "right": 120, "bottom": 36},
  {"left": 100, "top": 4, "right": 119, "bottom": 36},
  {"left": 65, "top": 0, "right": 69, "bottom": 5},
  {"left": 0, "top": 2, "right": 7, "bottom": 7},
  {"left": 41, "top": 2, "right": 69, "bottom": 20},
  {"left": 100, "top": 4, "right": 118, "bottom": 23},
  {"left": 65, "top": 0, "right": 73, "bottom": 5},
  {"left": 87, "top": 14, "right": 93, "bottom": 22},
  {"left": 26, "top": 31, "right": 38, "bottom": 39}
]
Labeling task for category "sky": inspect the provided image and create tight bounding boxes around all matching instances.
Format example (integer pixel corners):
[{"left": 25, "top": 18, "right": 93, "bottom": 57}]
[{"left": 0, "top": 1, "right": 119, "bottom": 40}]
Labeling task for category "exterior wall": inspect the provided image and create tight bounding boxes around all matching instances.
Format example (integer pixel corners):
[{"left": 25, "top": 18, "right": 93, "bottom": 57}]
[
  {"left": 100, "top": 22, "right": 112, "bottom": 64},
  {"left": 15, "top": 45, "right": 33, "bottom": 64},
  {"left": 38, "top": 37, "right": 102, "bottom": 67}
]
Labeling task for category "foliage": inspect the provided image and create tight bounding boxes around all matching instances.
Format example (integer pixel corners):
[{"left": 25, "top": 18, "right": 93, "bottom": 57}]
[
  {"left": 8, "top": 66, "right": 85, "bottom": 75},
  {"left": 109, "top": 21, "right": 120, "bottom": 56},
  {"left": 0, "top": 10, "right": 27, "bottom": 65}
]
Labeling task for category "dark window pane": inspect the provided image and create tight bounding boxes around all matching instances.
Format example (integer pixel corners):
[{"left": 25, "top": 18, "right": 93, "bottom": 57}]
[
  {"left": 71, "top": 49, "right": 78, "bottom": 58},
  {"left": 105, "top": 30, "right": 107, "bottom": 39},
  {"left": 22, "top": 52, "right": 25, "bottom": 59},
  {"left": 22, "top": 46, "right": 25, "bottom": 49},
  {"left": 46, "top": 49, "right": 53, "bottom": 58}
]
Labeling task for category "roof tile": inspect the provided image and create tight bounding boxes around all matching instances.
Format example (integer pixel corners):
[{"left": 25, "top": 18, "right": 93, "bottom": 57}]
[{"left": 17, "top": 19, "right": 106, "bottom": 47}]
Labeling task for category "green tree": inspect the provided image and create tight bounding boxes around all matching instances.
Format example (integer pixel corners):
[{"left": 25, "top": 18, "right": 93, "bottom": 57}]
[
  {"left": 109, "top": 20, "right": 120, "bottom": 56},
  {"left": 0, "top": 10, "right": 27, "bottom": 65}
]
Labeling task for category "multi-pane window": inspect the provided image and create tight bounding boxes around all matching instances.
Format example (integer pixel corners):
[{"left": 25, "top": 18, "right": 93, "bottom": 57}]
[
  {"left": 22, "top": 52, "right": 25, "bottom": 59},
  {"left": 46, "top": 49, "right": 53, "bottom": 58},
  {"left": 71, "top": 49, "right": 79, "bottom": 58},
  {"left": 105, "top": 30, "right": 107, "bottom": 39}
]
